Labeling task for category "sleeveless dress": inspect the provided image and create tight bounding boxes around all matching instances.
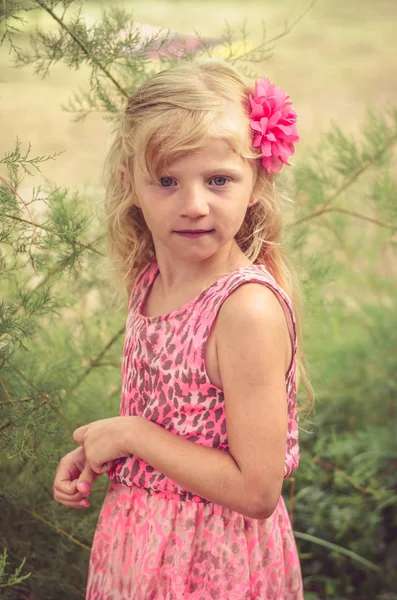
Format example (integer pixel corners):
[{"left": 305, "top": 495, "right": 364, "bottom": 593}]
[{"left": 85, "top": 261, "right": 303, "bottom": 600}]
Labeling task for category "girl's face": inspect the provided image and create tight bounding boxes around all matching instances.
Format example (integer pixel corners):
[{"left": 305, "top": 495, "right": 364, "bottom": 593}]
[{"left": 131, "top": 138, "right": 257, "bottom": 264}]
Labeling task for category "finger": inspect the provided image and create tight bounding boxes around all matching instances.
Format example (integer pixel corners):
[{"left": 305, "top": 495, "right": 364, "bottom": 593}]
[
  {"left": 56, "top": 475, "right": 79, "bottom": 495},
  {"left": 95, "top": 461, "right": 112, "bottom": 474},
  {"left": 54, "top": 496, "right": 91, "bottom": 509},
  {"left": 76, "top": 463, "right": 98, "bottom": 494},
  {"left": 91, "top": 460, "right": 114, "bottom": 476},
  {"left": 54, "top": 487, "right": 88, "bottom": 504},
  {"left": 73, "top": 425, "right": 88, "bottom": 445}
]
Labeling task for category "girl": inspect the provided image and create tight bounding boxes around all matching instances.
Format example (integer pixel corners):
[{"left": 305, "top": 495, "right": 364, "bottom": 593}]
[{"left": 53, "top": 60, "right": 309, "bottom": 599}]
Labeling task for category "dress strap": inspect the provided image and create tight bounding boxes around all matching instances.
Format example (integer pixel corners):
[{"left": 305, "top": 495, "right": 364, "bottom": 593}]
[{"left": 127, "top": 261, "right": 156, "bottom": 312}]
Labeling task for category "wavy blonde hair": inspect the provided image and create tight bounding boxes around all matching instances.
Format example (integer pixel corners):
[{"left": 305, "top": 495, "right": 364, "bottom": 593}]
[{"left": 104, "top": 59, "right": 313, "bottom": 413}]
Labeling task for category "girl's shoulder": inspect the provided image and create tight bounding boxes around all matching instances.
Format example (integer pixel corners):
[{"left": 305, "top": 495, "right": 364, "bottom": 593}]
[
  {"left": 213, "top": 263, "right": 295, "bottom": 324},
  {"left": 209, "top": 262, "right": 297, "bottom": 365}
]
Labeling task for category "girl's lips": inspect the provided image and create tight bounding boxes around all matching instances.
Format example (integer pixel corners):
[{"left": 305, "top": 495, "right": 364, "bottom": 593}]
[{"left": 175, "top": 230, "right": 215, "bottom": 237}]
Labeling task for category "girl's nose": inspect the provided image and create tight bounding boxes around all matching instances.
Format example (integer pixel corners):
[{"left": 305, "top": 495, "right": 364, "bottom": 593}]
[{"left": 179, "top": 187, "right": 210, "bottom": 218}]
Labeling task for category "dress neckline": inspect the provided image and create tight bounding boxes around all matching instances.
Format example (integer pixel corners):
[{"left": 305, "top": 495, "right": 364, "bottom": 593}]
[{"left": 137, "top": 261, "right": 263, "bottom": 322}]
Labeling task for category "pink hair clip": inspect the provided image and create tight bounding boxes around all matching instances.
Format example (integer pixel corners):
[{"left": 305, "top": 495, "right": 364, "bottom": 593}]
[{"left": 249, "top": 76, "right": 300, "bottom": 173}]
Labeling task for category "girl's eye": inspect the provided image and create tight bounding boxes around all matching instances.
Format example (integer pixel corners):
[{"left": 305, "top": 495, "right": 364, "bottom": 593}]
[
  {"left": 159, "top": 177, "right": 176, "bottom": 187},
  {"left": 210, "top": 176, "right": 229, "bottom": 186}
]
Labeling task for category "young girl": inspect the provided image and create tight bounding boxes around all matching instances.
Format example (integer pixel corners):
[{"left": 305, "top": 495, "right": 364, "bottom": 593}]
[{"left": 53, "top": 60, "right": 308, "bottom": 599}]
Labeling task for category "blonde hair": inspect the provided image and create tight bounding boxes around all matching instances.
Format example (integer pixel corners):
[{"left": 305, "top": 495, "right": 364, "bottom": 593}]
[{"left": 104, "top": 59, "right": 313, "bottom": 413}]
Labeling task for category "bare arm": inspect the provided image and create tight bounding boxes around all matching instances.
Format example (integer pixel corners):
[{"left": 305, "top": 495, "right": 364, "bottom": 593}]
[
  {"left": 127, "top": 417, "right": 260, "bottom": 518},
  {"left": 216, "top": 283, "right": 290, "bottom": 515}
]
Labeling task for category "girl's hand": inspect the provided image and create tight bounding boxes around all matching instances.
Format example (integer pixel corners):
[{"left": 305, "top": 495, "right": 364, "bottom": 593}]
[
  {"left": 53, "top": 446, "right": 98, "bottom": 509},
  {"left": 73, "top": 416, "right": 135, "bottom": 475}
]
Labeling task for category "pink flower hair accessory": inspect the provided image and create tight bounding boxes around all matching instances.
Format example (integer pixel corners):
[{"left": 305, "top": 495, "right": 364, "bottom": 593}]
[{"left": 249, "top": 76, "right": 300, "bottom": 173}]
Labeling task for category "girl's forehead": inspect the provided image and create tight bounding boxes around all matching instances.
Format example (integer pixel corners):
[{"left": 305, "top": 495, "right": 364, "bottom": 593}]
[{"left": 169, "top": 138, "right": 242, "bottom": 166}]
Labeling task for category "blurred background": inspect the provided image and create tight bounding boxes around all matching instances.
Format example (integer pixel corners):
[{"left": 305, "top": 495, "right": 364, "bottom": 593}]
[{"left": 1, "top": 0, "right": 396, "bottom": 190}]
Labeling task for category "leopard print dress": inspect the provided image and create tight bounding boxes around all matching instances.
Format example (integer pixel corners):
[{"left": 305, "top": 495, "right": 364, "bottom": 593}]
[{"left": 85, "top": 261, "right": 303, "bottom": 600}]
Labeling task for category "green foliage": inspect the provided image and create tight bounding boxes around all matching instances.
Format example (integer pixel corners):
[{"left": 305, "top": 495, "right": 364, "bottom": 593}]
[
  {"left": 0, "top": 550, "right": 31, "bottom": 590},
  {"left": 293, "top": 300, "right": 397, "bottom": 596},
  {"left": 1, "top": 1, "right": 396, "bottom": 598}
]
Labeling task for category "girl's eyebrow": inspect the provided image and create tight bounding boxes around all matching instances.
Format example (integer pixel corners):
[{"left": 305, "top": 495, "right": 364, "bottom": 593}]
[
  {"left": 167, "top": 167, "right": 244, "bottom": 177},
  {"left": 204, "top": 167, "right": 243, "bottom": 176}
]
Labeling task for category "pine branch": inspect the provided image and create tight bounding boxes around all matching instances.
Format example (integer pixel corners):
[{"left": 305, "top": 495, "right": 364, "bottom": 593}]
[
  {"left": 0, "top": 393, "right": 50, "bottom": 407},
  {"left": 226, "top": 24, "right": 273, "bottom": 65},
  {"left": 267, "top": 0, "right": 318, "bottom": 45},
  {"left": 15, "top": 506, "right": 90, "bottom": 551},
  {"left": 33, "top": 0, "right": 128, "bottom": 98},
  {"left": 3, "top": 212, "right": 104, "bottom": 256},
  {"left": 71, "top": 326, "right": 125, "bottom": 391},
  {"left": 2, "top": 165, "right": 104, "bottom": 287},
  {"left": 321, "top": 132, "right": 397, "bottom": 212},
  {"left": 229, "top": 0, "right": 317, "bottom": 64},
  {"left": 92, "top": 361, "right": 119, "bottom": 369},
  {"left": 312, "top": 456, "right": 378, "bottom": 497},
  {"left": 293, "top": 132, "right": 397, "bottom": 227},
  {"left": 0, "top": 549, "right": 31, "bottom": 590},
  {"left": 1, "top": 541, "right": 85, "bottom": 598},
  {"left": 0, "top": 139, "right": 62, "bottom": 177},
  {"left": 29, "top": 263, "right": 66, "bottom": 296},
  {"left": 0, "top": 2, "right": 38, "bottom": 59},
  {"left": 0, "top": 174, "right": 40, "bottom": 272},
  {"left": 4, "top": 357, "right": 72, "bottom": 434},
  {"left": 0, "top": 378, "right": 21, "bottom": 416},
  {"left": 295, "top": 207, "right": 397, "bottom": 230}
]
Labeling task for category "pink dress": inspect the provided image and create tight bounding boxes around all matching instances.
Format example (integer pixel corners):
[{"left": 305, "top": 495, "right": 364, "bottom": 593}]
[{"left": 86, "top": 261, "right": 303, "bottom": 599}]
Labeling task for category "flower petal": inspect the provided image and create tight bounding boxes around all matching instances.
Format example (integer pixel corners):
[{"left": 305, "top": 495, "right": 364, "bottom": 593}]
[
  {"left": 267, "top": 110, "right": 282, "bottom": 128},
  {"left": 250, "top": 75, "right": 299, "bottom": 173},
  {"left": 250, "top": 121, "right": 262, "bottom": 133},
  {"left": 261, "top": 140, "right": 272, "bottom": 157},
  {"left": 259, "top": 116, "right": 269, "bottom": 132},
  {"left": 266, "top": 132, "right": 277, "bottom": 142},
  {"left": 250, "top": 102, "right": 265, "bottom": 119}
]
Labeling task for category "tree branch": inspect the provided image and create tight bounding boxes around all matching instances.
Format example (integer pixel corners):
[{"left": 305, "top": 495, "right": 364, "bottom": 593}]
[
  {"left": 3, "top": 357, "right": 72, "bottom": 434},
  {"left": 0, "top": 393, "right": 50, "bottom": 407},
  {"left": 295, "top": 207, "right": 397, "bottom": 230},
  {"left": 34, "top": 0, "right": 128, "bottom": 99},
  {"left": 0, "top": 174, "right": 39, "bottom": 272},
  {"left": 4, "top": 212, "right": 104, "bottom": 256},
  {"left": 294, "top": 133, "right": 397, "bottom": 227},
  {"left": 15, "top": 506, "right": 90, "bottom": 551},
  {"left": 312, "top": 456, "right": 377, "bottom": 497},
  {"left": 266, "top": 0, "right": 318, "bottom": 46},
  {"left": 230, "top": 0, "right": 318, "bottom": 64},
  {"left": 71, "top": 326, "right": 125, "bottom": 390}
]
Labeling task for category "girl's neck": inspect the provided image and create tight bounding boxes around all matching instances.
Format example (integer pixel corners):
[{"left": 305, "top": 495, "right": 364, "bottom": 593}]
[{"left": 154, "top": 248, "right": 252, "bottom": 298}]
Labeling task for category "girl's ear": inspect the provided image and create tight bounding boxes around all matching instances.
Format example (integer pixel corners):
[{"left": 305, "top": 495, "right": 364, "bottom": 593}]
[
  {"left": 118, "top": 165, "right": 140, "bottom": 207},
  {"left": 247, "top": 164, "right": 259, "bottom": 207},
  {"left": 248, "top": 194, "right": 258, "bottom": 207}
]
